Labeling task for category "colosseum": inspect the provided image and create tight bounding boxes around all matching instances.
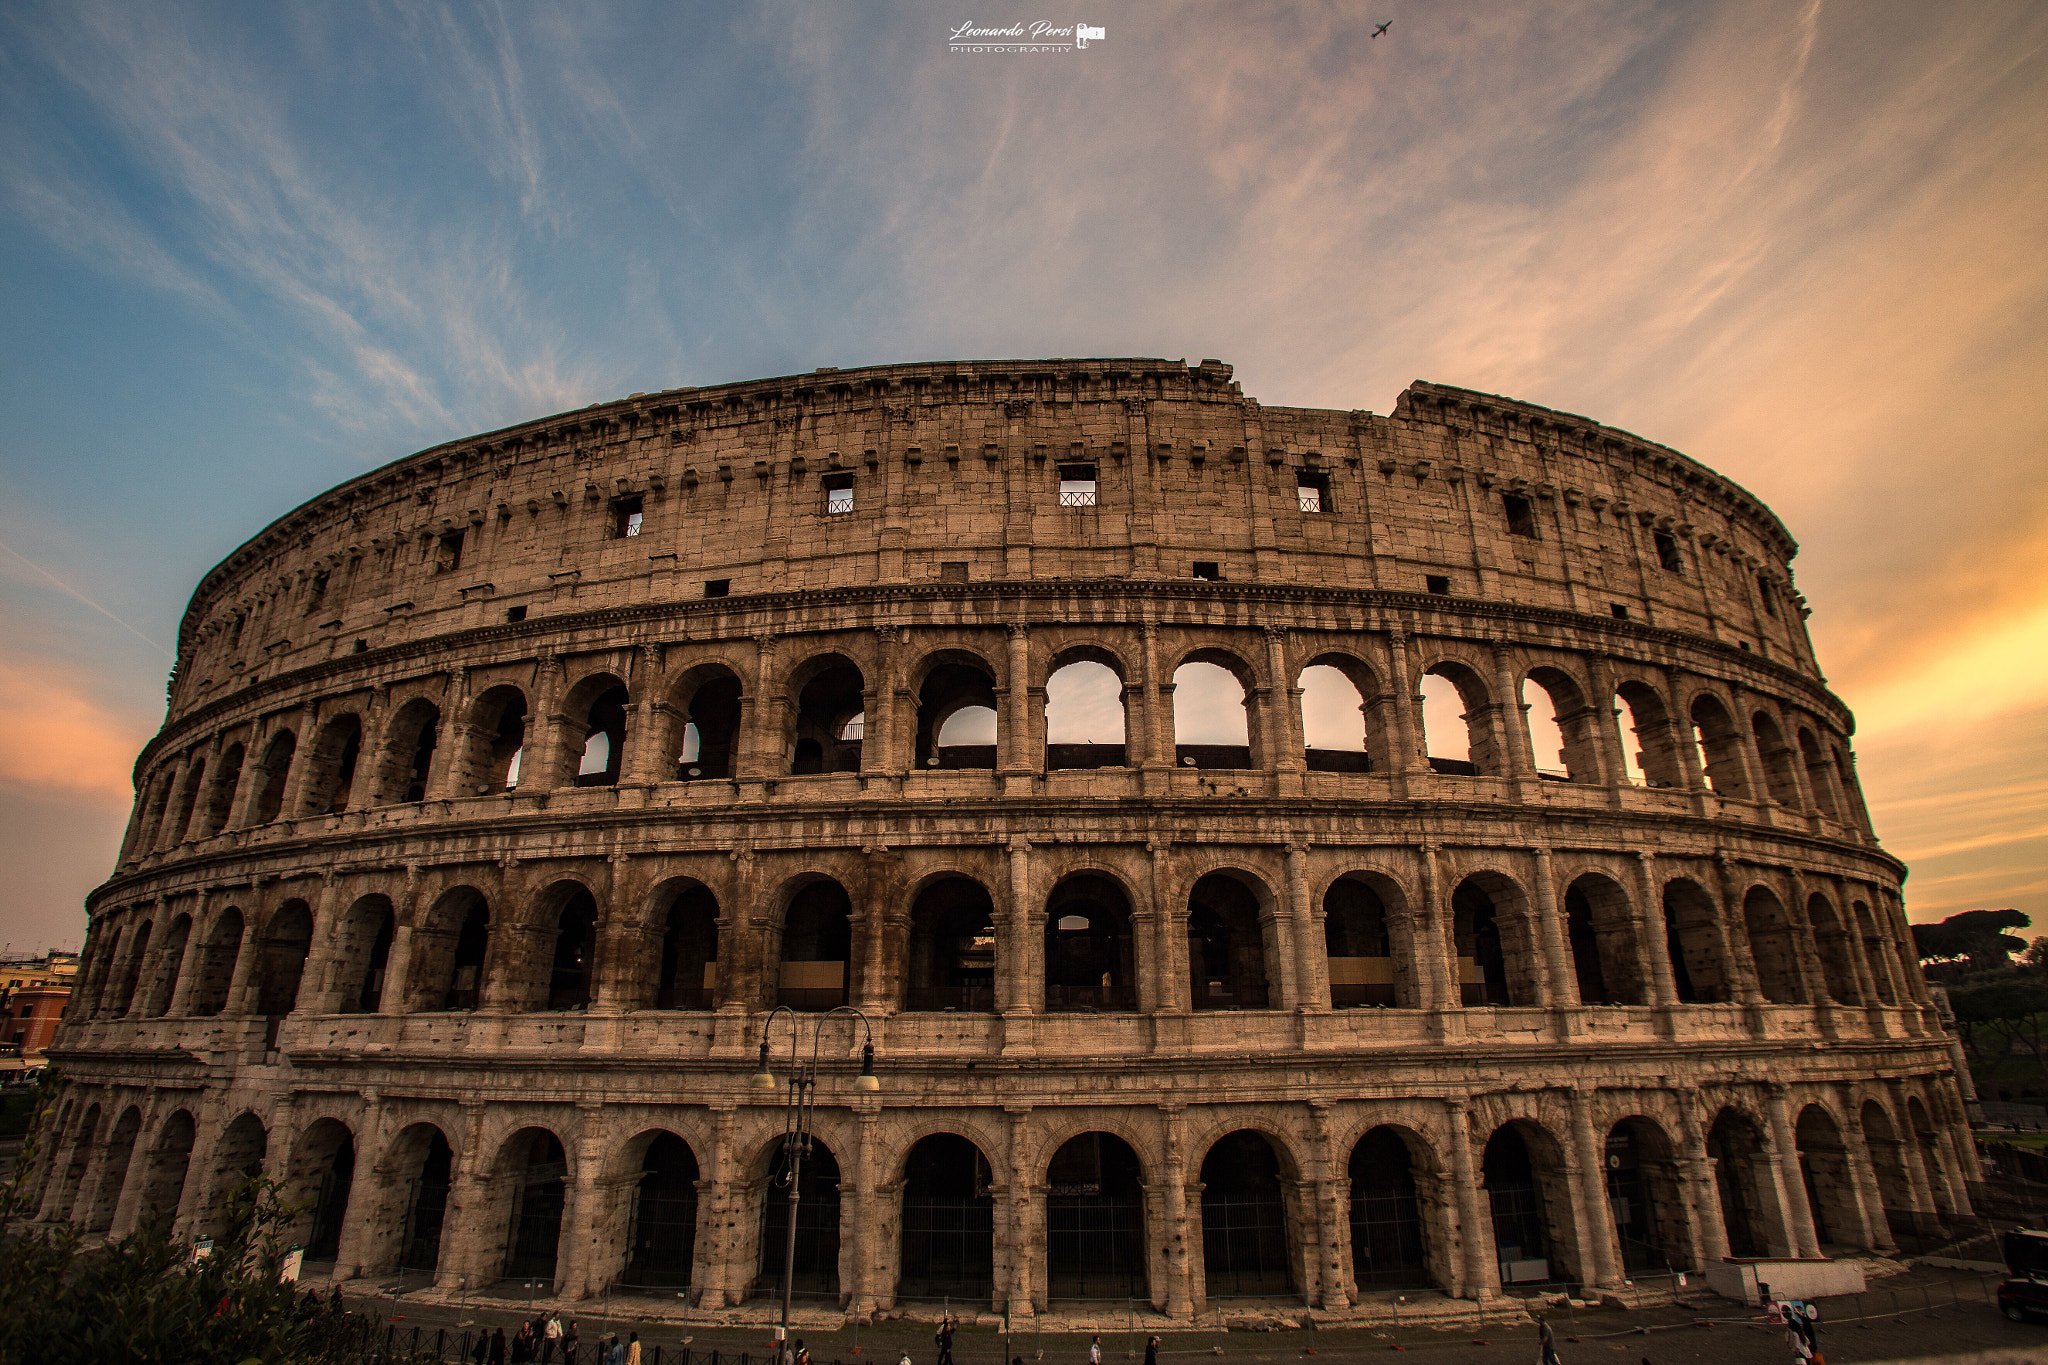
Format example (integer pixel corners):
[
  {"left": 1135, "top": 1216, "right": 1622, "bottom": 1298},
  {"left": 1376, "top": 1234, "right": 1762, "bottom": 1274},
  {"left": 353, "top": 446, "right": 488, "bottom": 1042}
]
[{"left": 29, "top": 357, "right": 1976, "bottom": 1321}]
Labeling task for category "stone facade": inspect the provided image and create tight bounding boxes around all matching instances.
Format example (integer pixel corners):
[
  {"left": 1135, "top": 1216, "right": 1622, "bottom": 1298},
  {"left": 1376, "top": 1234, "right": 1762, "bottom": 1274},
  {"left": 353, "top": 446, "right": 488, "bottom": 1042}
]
[{"left": 32, "top": 358, "right": 1972, "bottom": 1318}]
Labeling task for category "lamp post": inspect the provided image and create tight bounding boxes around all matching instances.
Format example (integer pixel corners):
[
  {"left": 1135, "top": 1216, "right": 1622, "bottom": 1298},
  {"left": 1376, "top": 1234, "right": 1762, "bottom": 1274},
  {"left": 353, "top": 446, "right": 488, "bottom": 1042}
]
[{"left": 750, "top": 1004, "right": 881, "bottom": 1360}]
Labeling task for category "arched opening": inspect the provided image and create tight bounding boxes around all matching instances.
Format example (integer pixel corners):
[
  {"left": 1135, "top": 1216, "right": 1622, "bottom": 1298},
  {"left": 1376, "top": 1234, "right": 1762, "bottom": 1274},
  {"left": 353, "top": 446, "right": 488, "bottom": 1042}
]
[
  {"left": 188, "top": 907, "right": 244, "bottom": 1017},
  {"left": 1520, "top": 678, "right": 1569, "bottom": 779},
  {"left": 1798, "top": 729, "right": 1843, "bottom": 820},
  {"left": 1186, "top": 873, "right": 1273, "bottom": 1011},
  {"left": 139, "top": 1110, "right": 197, "bottom": 1218},
  {"left": 167, "top": 759, "right": 206, "bottom": 846},
  {"left": 1855, "top": 903, "right": 1898, "bottom": 1005},
  {"left": 109, "top": 921, "right": 152, "bottom": 1016},
  {"left": 1687, "top": 695, "right": 1751, "bottom": 798},
  {"left": 372, "top": 697, "right": 442, "bottom": 804},
  {"left": 1173, "top": 657, "right": 1252, "bottom": 769},
  {"left": 778, "top": 881, "right": 852, "bottom": 1010},
  {"left": 462, "top": 686, "right": 528, "bottom": 794},
  {"left": 1347, "top": 1127, "right": 1435, "bottom": 1289},
  {"left": 1741, "top": 886, "right": 1804, "bottom": 1004},
  {"left": 1564, "top": 874, "right": 1643, "bottom": 1006},
  {"left": 789, "top": 657, "right": 865, "bottom": 774},
  {"left": 544, "top": 887, "right": 599, "bottom": 1011},
  {"left": 623, "top": 1132, "right": 699, "bottom": 1290},
  {"left": 671, "top": 668, "right": 742, "bottom": 780},
  {"left": 1299, "top": 663, "right": 1370, "bottom": 773},
  {"left": 1907, "top": 1097, "right": 1955, "bottom": 1219},
  {"left": 1420, "top": 665, "right": 1497, "bottom": 775},
  {"left": 255, "top": 901, "right": 314, "bottom": 1017},
  {"left": 299, "top": 714, "right": 363, "bottom": 816},
  {"left": 86, "top": 1107, "right": 143, "bottom": 1232},
  {"left": 652, "top": 881, "right": 720, "bottom": 1010},
  {"left": 1527, "top": 667, "right": 1604, "bottom": 781},
  {"left": 1453, "top": 875, "right": 1532, "bottom": 1006},
  {"left": 394, "top": 1125, "right": 455, "bottom": 1277},
  {"left": 1861, "top": 1101, "right": 1916, "bottom": 1241},
  {"left": 1324, "top": 875, "right": 1399, "bottom": 1008},
  {"left": 503, "top": 1129, "right": 568, "bottom": 1285},
  {"left": 200, "top": 1111, "right": 268, "bottom": 1241},
  {"left": 407, "top": 887, "right": 490, "bottom": 1012},
  {"left": 757, "top": 1137, "right": 840, "bottom": 1299},
  {"left": 1605, "top": 1119, "right": 1686, "bottom": 1273},
  {"left": 55, "top": 1104, "right": 102, "bottom": 1225},
  {"left": 898, "top": 1134, "right": 995, "bottom": 1302},
  {"left": 1612, "top": 685, "right": 1675, "bottom": 787},
  {"left": 143, "top": 913, "right": 193, "bottom": 1017},
  {"left": 1661, "top": 880, "right": 1728, "bottom": 1003},
  {"left": 84, "top": 925, "right": 122, "bottom": 1017},
  {"left": 914, "top": 659, "right": 1000, "bottom": 770},
  {"left": 1807, "top": 895, "right": 1860, "bottom": 1005},
  {"left": 1482, "top": 1124, "right": 1573, "bottom": 1286},
  {"left": 1706, "top": 1109, "right": 1769, "bottom": 1259},
  {"left": 1044, "top": 656, "right": 1127, "bottom": 770},
  {"left": 333, "top": 895, "right": 396, "bottom": 1014},
  {"left": 571, "top": 680, "right": 630, "bottom": 788},
  {"left": 1200, "top": 1130, "right": 1296, "bottom": 1298},
  {"left": 1752, "top": 712, "right": 1803, "bottom": 808},
  {"left": 288, "top": 1118, "right": 356, "bottom": 1266},
  {"left": 250, "top": 730, "right": 295, "bottom": 824},
  {"left": 135, "top": 776, "right": 175, "bottom": 853},
  {"left": 197, "top": 744, "right": 244, "bottom": 838},
  {"left": 905, "top": 878, "right": 997, "bottom": 1013},
  {"left": 1794, "top": 1106, "right": 1857, "bottom": 1252},
  {"left": 1044, "top": 875, "right": 1136, "bottom": 1012},
  {"left": 1046, "top": 1132, "right": 1146, "bottom": 1301}
]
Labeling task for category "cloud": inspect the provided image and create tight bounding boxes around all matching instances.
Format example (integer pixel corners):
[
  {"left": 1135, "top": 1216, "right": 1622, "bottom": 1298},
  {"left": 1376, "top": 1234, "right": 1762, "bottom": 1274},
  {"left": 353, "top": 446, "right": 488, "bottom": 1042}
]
[{"left": 0, "top": 656, "right": 152, "bottom": 802}]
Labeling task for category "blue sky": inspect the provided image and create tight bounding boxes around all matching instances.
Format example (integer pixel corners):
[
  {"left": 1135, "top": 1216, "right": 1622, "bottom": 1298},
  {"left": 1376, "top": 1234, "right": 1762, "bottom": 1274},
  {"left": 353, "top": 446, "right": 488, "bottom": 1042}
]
[{"left": 2, "top": 0, "right": 2045, "bottom": 952}]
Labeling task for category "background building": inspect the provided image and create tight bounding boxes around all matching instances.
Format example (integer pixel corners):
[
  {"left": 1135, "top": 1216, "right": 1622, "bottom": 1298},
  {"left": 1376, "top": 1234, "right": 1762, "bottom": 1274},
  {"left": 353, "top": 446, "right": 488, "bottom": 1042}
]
[
  {"left": 1, "top": 952, "right": 76, "bottom": 1078},
  {"left": 27, "top": 359, "right": 1971, "bottom": 1318}
]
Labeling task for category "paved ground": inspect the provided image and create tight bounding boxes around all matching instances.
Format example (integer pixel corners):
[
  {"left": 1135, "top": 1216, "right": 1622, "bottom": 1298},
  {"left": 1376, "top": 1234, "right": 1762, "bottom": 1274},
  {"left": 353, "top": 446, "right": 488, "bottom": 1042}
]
[{"left": 349, "top": 1265, "right": 2048, "bottom": 1365}]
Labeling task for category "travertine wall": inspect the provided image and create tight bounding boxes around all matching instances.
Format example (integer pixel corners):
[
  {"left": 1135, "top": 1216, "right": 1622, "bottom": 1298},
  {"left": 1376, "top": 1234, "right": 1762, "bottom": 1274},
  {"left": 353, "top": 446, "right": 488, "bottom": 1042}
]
[{"left": 35, "top": 359, "right": 1968, "bottom": 1321}]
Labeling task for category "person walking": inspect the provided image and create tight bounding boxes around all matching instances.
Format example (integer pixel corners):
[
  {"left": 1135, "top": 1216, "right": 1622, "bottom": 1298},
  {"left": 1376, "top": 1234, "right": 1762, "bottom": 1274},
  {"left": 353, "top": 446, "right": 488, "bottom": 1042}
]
[
  {"left": 625, "top": 1330, "right": 642, "bottom": 1365},
  {"left": 935, "top": 1317, "right": 955, "bottom": 1365},
  {"left": 470, "top": 1327, "right": 489, "bottom": 1365},
  {"left": 488, "top": 1327, "right": 508, "bottom": 1365},
  {"left": 542, "top": 1311, "right": 562, "bottom": 1364},
  {"left": 1089, "top": 1336, "right": 1102, "bottom": 1365},
  {"left": 1144, "top": 1335, "right": 1159, "bottom": 1365},
  {"left": 562, "top": 1320, "right": 580, "bottom": 1365},
  {"left": 795, "top": 1339, "right": 811, "bottom": 1365},
  {"left": 1536, "top": 1315, "right": 1562, "bottom": 1365},
  {"left": 511, "top": 1321, "right": 534, "bottom": 1365}
]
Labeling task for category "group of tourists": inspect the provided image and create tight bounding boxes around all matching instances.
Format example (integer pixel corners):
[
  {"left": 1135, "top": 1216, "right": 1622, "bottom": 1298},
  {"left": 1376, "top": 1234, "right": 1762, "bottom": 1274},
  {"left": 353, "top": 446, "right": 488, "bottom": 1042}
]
[{"left": 464, "top": 1311, "right": 641, "bottom": 1365}]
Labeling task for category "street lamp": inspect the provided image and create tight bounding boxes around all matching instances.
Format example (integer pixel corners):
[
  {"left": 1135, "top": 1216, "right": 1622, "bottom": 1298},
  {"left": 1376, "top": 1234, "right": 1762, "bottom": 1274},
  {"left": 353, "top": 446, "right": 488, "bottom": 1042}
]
[{"left": 750, "top": 1004, "right": 881, "bottom": 1358}]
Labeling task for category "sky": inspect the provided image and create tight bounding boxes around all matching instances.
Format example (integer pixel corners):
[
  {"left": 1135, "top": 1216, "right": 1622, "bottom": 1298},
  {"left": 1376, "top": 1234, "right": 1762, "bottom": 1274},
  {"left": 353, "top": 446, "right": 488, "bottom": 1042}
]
[{"left": 0, "top": 0, "right": 2043, "bottom": 953}]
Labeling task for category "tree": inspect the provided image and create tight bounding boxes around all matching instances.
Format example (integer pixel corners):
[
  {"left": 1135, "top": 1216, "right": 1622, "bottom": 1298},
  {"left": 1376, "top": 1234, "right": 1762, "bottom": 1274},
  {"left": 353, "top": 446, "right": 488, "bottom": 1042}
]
[
  {"left": 1912, "top": 908, "right": 2030, "bottom": 976},
  {"left": 1949, "top": 977, "right": 2048, "bottom": 1078}
]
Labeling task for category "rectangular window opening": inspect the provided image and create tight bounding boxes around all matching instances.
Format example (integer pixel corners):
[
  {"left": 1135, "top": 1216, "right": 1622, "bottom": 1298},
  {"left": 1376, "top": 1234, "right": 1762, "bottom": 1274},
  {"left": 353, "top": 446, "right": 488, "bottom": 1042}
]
[
  {"left": 433, "top": 531, "right": 464, "bottom": 574},
  {"left": 1425, "top": 575, "right": 1451, "bottom": 595},
  {"left": 1609, "top": 603, "right": 1630, "bottom": 620},
  {"left": 613, "top": 495, "right": 644, "bottom": 539},
  {"left": 506, "top": 605, "right": 528, "bottom": 623},
  {"left": 1757, "top": 574, "right": 1778, "bottom": 616},
  {"left": 703, "top": 579, "right": 730, "bottom": 598},
  {"left": 1297, "top": 471, "right": 1333, "bottom": 514},
  {"left": 1057, "top": 462, "right": 1098, "bottom": 508},
  {"left": 1503, "top": 494, "right": 1538, "bottom": 538},
  {"left": 939, "top": 561, "right": 968, "bottom": 584},
  {"left": 1653, "top": 530, "right": 1683, "bottom": 572},
  {"left": 823, "top": 472, "right": 855, "bottom": 515},
  {"left": 1192, "top": 560, "right": 1222, "bottom": 581}
]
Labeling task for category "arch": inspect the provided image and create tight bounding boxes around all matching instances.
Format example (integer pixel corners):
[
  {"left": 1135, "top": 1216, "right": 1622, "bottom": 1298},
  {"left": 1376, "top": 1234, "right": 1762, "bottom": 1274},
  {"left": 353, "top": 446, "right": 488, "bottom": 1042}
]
[
  {"left": 1604, "top": 1118, "right": 1687, "bottom": 1272},
  {"left": 1324, "top": 872, "right": 1408, "bottom": 1009},
  {"left": 83, "top": 923, "right": 123, "bottom": 1016},
  {"left": 249, "top": 729, "right": 296, "bottom": 824},
  {"left": 541, "top": 883, "right": 600, "bottom": 1011},
  {"left": 905, "top": 876, "right": 997, "bottom": 1013},
  {"left": 1044, "top": 654, "right": 1127, "bottom": 770},
  {"left": 388, "top": 1123, "right": 456, "bottom": 1277},
  {"left": 1298, "top": 661, "right": 1371, "bottom": 773},
  {"left": 1707, "top": 1107, "right": 1772, "bottom": 1257},
  {"left": 1687, "top": 693, "right": 1751, "bottom": 799},
  {"left": 1612, "top": 682, "right": 1681, "bottom": 788},
  {"left": 85, "top": 1105, "right": 143, "bottom": 1232},
  {"left": 1794, "top": 1105, "right": 1857, "bottom": 1251},
  {"left": 371, "top": 696, "right": 442, "bottom": 804},
  {"left": 1347, "top": 1125, "right": 1439, "bottom": 1289},
  {"left": 1906, "top": 1096, "right": 1955, "bottom": 1218},
  {"left": 1452, "top": 873, "right": 1536, "bottom": 1006},
  {"left": 1854, "top": 902, "right": 1898, "bottom": 1005},
  {"left": 1045, "top": 874, "right": 1136, "bottom": 1012},
  {"left": 188, "top": 906, "right": 244, "bottom": 1017},
  {"left": 407, "top": 886, "right": 491, "bottom": 1012},
  {"left": 756, "top": 1134, "right": 841, "bottom": 1298},
  {"left": 788, "top": 655, "right": 865, "bottom": 774},
  {"left": 668, "top": 665, "right": 742, "bottom": 781},
  {"left": 460, "top": 685, "right": 529, "bottom": 794},
  {"left": 1482, "top": 1122, "right": 1577, "bottom": 1285},
  {"left": 1199, "top": 1130, "right": 1297, "bottom": 1298},
  {"left": 142, "top": 912, "right": 193, "bottom": 1017},
  {"left": 286, "top": 1117, "right": 357, "bottom": 1265},
  {"left": 898, "top": 1133, "right": 995, "bottom": 1302},
  {"left": 1045, "top": 1131, "right": 1147, "bottom": 1301},
  {"left": 137, "top": 1109, "right": 198, "bottom": 1222},
  {"left": 499, "top": 1127, "right": 569, "bottom": 1286},
  {"left": 196, "top": 743, "right": 244, "bottom": 838},
  {"left": 297, "top": 712, "right": 363, "bottom": 816},
  {"left": 1797, "top": 728, "right": 1843, "bottom": 820},
  {"left": 621, "top": 1130, "right": 699, "bottom": 1289},
  {"left": 166, "top": 757, "right": 206, "bottom": 846},
  {"left": 333, "top": 895, "right": 397, "bottom": 1014},
  {"left": 199, "top": 1110, "right": 268, "bottom": 1242},
  {"left": 1564, "top": 873, "right": 1644, "bottom": 1006},
  {"left": 109, "top": 920, "right": 152, "bottom": 1017},
  {"left": 913, "top": 655, "right": 1000, "bottom": 770},
  {"left": 1420, "top": 661, "right": 1498, "bottom": 776},
  {"left": 778, "top": 879, "right": 852, "bottom": 1010},
  {"left": 1173, "top": 656, "right": 1251, "bottom": 769},
  {"left": 1861, "top": 1100, "right": 1914, "bottom": 1235},
  {"left": 135, "top": 774, "right": 175, "bottom": 853},
  {"left": 1187, "top": 871, "right": 1275, "bottom": 1010},
  {"left": 1661, "top": 879, "right": 1730, "bottom": 1004},
  {"left": 1741, "top": 886, "right": 1805, "bottom": 1004},
  {"left": 1751, "top": 711, "right": 1803, "bottom": 808},
  {"left": 1806, "top": 894, "right": 1860, "bottom": 1005},
  {"left": 254, "top": 900, "right": 314, "bottom": 1017},
  {"left": 1522, "top": 666, "right": 1601, "bottom": 781},
  {"left": 649, "top": 880, "right": 720, "bottom": 1010},
  {"left": 564, "top": 674, "right": 630, "bottom": 788}
]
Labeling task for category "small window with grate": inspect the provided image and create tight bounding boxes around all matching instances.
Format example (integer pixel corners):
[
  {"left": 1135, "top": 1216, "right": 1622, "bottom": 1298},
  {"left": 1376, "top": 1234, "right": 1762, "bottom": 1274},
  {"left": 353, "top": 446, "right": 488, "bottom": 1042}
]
[
  {"left": 1057, "top": 462, "right": 1097, "bottom": 507},
  {"left": 1192, "top": 560, "right": 1222, "bottom": 581},
  {"left": 1503, "top": 494, "right": 1537, "bottom": 538},
  {"left": 1426, "top": 575, "right": 1451, "bottom": 595},
  {"left": 1297, "top": 470, "right": 1332, "bottom": 513},
  {"left": 703, "top": 578, "right": 730, "bottom": 598},
  {"left": 823, "top": 472, "right": 855, "bottom": 515},
  {"left": 1654, "top": 530, "right": 1683, "bottom": 572},
  {"left": 613, "top": 495, "right": 644, "bottom": 538}
]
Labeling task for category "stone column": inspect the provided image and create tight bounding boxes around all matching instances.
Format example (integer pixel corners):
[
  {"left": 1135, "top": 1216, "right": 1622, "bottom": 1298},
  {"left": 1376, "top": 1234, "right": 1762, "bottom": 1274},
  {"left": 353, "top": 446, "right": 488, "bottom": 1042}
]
[
  {"left": 694, "top": 1104, "right": 740, "bottom": 1307},
  {"left": 1004, "top": 1107, "right": 1037, "bottom": 1318},
  {"left": 853, "top": 1109, "right": 881, "bottom": 1316},
  {"left": 1150, "top": 839, "right": 1189, "bottom": 1015},
  {"left": 1285, "top": 844, "right": 1326, "bottom": 1011},
  {"left": 1385, "top": 628, "right": 1423, "bottom": 799},
  {"left": 1581, "top": 653, "right": 1627, "bottom": 787},
  {"left": 1443, "top": 1098, "right": 1498, "bottom": 1299},
  {"left": 1419, "top": 843, "right": 1457, "bottom": 1018},
  {"left": 1675, "top": 1104, "right": 1730, "bottom": 1264},
  {"left": 1831, "top": 875, "right": 1883, "bottom": 1013},
  {"left": 427, "top": 666, "right": 471, "bottom": 799},
  {"left": 1000, "top": 838, "right": 1034, "bottom": 1017},
  {"left": 1489, "top": 643, "right": 1538, "bottom": 798},
  {"left": 865, "top": 627, "right": 898, "bottom": 779},
  {"left": 1884, "top": 1082, "right": 1942, "bottom": 1221},
  {"left": 167, "top": 889, "right": 211, "bottom": 1017},
  {"left": 224, "top": 911, "right": 264, "bottom": 1017},
  {"left": 1764, "top": 1086, "right": 1821, "bottom": 1258},
  {"left": 1158, "top": 1104, "right": 1194, "bottom": 1316},
  {"left": 622, "top": 647, "right": 663, "bottom": 785},
  {"left": 1529, "top": 848, "right": 1575, "bottom": 1009},
  {"left": 436, "top": 1102, "right": 496, "bottom": 1291},
  {"left": 1634, "top": 854, "right": 1678, "bottom": 1006},
  {"left": 1711, "top": 854, "right": 1766, "bottom": 1005},
  {"left": 1263, "top": 627, "right": 1304, "bottom": 790},
  {"left": 1309, "top": 1100, "right": 1351, "bottom": 1309},
  {"left": 856, "top": 849, "right": 896, "bottom": 1013},
  {"left": 529, "top": 655, "right": 566, "bottom": 793},
  {"left": 277, "top": 701, "right": 323, "bottom": 818},
  {"left": 1839, "top": 1103, "right": 1898, "bottom": 1253},
  {"left": 1002, "top": 624, "right": 1033, "bottom": 778},
  {"left": 1566, "top": 1087, "right": 1625, "bottom": 1287}
]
